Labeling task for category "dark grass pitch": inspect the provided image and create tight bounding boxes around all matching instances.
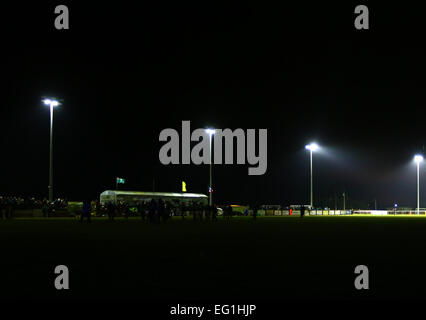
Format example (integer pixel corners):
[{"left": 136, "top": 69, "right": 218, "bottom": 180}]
[{"left": 1, "top": 216, "right": 426, "bottom": 301}]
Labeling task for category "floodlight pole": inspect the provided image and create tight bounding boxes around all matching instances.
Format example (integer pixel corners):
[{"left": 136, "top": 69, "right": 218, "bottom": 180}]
[
  {"left": 417, "top": 161, "right": 420, "bottom": 214},
  {"left": 48, "top": 103, "right": 54, "bottom": 202},
  {"left": 305, "top": 143, "right": 319, "bottom": 210},
  {"left": 343, "top": 192, "right": 346, "bottom": 211},
  {"left": 209, "top": 133, "right": 213, "bottom": 206},
  {"left": 310, "top": 149, "right": 313, "bottom": 209}
]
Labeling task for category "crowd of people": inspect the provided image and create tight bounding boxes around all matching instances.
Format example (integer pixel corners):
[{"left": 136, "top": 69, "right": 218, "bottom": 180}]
[
  {"left": 0, "top": 195, "right": 260, "bottom": 222},
  {"left": 81, "top": 199, "right": 229, "bottom": 223},
  {"left": 0, "top": 196, "right": 67, "bottom": 219}
]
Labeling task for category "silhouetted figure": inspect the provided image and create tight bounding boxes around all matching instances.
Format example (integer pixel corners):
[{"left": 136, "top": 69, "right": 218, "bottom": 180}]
[
  {"left": 138, "top": 201, "right": 146, "bottom": 221},
  {"left": 157, "top": 198, "right": 163, "bottom": 223},
  {"left": 148, "top": 199, "right": 157, "bottom": 223},
  {"left": 191, "top": 202, "right": 197, "bottom": 221},
  {"left": 80, "top": 200, "right": 92, "bottom": 223},
  {"left": 205, "top": 204, "right": 211, "bottom": 221},
  {"left": 117, "top": 201, "right": 124, "bottom": 218},
  {"left": 124, "top": 202, "right": 130, "bottom": 219},
  {"left": 300, "top": 205, "right": 305, "bottom": 218},
  {"left": 42, "top": 200, "right": 49, "bottom": 218},
  {"left": 198, "top": 203, "right": 203, "bottom": 221},
  {"left": 226, "top": 205, "right": 233, "bottom": 220},
  {"left": 0, "top": 200, "right": 3, "bottom": 220},
  {"left": 107, "top": 201, "right": 115, "bottom": 221},
  {"left": 6, "top": 201, "right": 14, "bottom": 219},
  {"left": 179, "top": 202, "right": 185, "bottom": 220},
  {"left": 163, "top": 202, "right": 171, "bottom": 223},
  {"left": 0, "top": 197, "right": 6, "bottom": 220},
  {"left": 48, "top": 202, "right": 55, "bottom": 217},
  {"left": 95, "top": 201, "right": 102, "bottom": 217},
  {"left": 252, "top": 205, "right": 258, "bottom": 220},
  {"left": 212, "top": 205, "right": 217, "bottom": 222}
]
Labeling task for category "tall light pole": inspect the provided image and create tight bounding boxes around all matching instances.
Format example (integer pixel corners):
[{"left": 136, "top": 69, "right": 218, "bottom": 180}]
[
  {"left": 206, "top": 129, "right": 216, "bottom": 206},
  {"left": 43, "top": 99, "right": 59, "bottom": 202},
  {"left": 414, "top": 154, "right": 423, "bottom": 214},
  {"left": 343, "top": 192, "right": 346, "bottom": 211},
  {"left": 305, "top": 143, "right": 319, "bottom": 209}
]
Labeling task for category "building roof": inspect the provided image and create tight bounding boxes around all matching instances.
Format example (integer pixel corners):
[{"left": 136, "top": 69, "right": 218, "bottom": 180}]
[{"left": 100, "top": 190, "right": 208, "bottom": 199}]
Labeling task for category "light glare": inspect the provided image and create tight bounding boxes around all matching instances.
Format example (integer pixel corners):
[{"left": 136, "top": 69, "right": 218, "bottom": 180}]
[
  {"left": 43, "top": 98, "right": 59, "bottom": 107},
  {"left": 305, "top": 143, "right": 319, "bottom": 152},
  {"left": 414, "top": 154, "right": 424, "bottom": 163},
  {"left": 205, "top": 129, "right": 216, "bottom": 135}
]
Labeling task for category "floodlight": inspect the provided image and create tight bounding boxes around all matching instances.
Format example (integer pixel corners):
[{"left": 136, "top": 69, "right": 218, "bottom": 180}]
[
  {"left": 305, "top": 143, "right": 319, "bottom": 152},
  {"left": 43, "top": 97, "right": 61, "bottom": 202},
  {"left": 43, "top": 99, "right": 59, "bottom": 107},
  {"left": 414, "top": 155, "right": 424, "bottom": 163}
]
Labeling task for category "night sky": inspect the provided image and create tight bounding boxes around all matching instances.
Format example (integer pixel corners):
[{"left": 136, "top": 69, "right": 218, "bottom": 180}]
[{"left": 1, "top": 3, "right": 426, "bottom": 208}]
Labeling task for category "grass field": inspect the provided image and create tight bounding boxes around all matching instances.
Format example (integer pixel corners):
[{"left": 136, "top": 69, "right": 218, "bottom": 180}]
[{"left": 1, "top": 215, "right": 426, "bottom": 301}]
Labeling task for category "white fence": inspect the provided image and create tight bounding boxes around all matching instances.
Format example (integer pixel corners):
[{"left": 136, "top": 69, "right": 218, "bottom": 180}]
[
  {"left": 353, "top": 210, "right": 426, "bottom": 215},
  {"left": 258, "top": 209, "right": 352, "bottom": 216},
  {"left": 257, "top": 209, "right": 426, "bottom": 216}
]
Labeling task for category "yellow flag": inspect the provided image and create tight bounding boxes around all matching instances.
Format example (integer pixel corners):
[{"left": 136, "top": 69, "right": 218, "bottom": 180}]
[{"left": 182, "top": 181, "right": 187, "bottom": 192}]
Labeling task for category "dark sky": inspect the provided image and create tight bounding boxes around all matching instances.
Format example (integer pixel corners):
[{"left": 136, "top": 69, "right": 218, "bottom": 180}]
[{"left": 1, "top": 2, "right": 426, "bottom": 208}]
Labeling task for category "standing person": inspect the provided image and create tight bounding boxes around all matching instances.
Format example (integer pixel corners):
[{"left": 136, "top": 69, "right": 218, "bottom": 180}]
[
  {"left": 157, "top": 198, "right": 165, "bottom": 223},
  {"left": 42, "top": 200, "right": 49, "bottom": 218},
  {"left": 205, "top": 204, "right": 211, "bottom": 222},
  {"left": 252, "top": 204, "right": 258, "bottom": 221},
  {"left": 300, "top": 205, "right": 305, "bottom": 219},
  {"left": 191, "top": 202, "right": 197, "bottom": 221},
  {"left": 118, "top": 201, "right": 124, "bottom": 218},
  {"left": 80, "top": 200, "right": 92, "bottom": 223},
  {"left": 163, "top": 201, "right": 171, "bottom": 223},
  {"left": 148, "top": 199, "right": 156, "bottom": 224},
  {"left": 198, "top": 203, "right": 203, "bottom": 221},
  {"left": 95, "top": 201, "right": 102, "bottom": 217},
  {"left": 106, "top": 201, "right": 114, "bottom": 221},
  {"left": 227, "top": 205, "right": 233, "bottom": 220},
  {"left": 124, "top": 202, "right": 130, "bottom": 219},
  {"left": 6, "top": 199, "right": 15, "bottom": 219},
  {"left": 138, "top": 201, "right": 145, "bottom": 221},
  {"left": 48, "top": 201, "right": 55, "bottom": 218},
  {"left": 212, "top": 205, "right": 217, "bottom": 222},
  {"left": 180, "top": 202, "right": 185, "bottom": 220},
  {"left": 0, "top": 197, "right": 4, "bottom": 220}
]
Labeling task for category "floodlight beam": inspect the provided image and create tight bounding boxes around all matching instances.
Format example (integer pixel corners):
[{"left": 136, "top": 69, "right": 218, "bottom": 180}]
[{"left": 305, "top": 143, "right": 319, "bottom": 152}]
